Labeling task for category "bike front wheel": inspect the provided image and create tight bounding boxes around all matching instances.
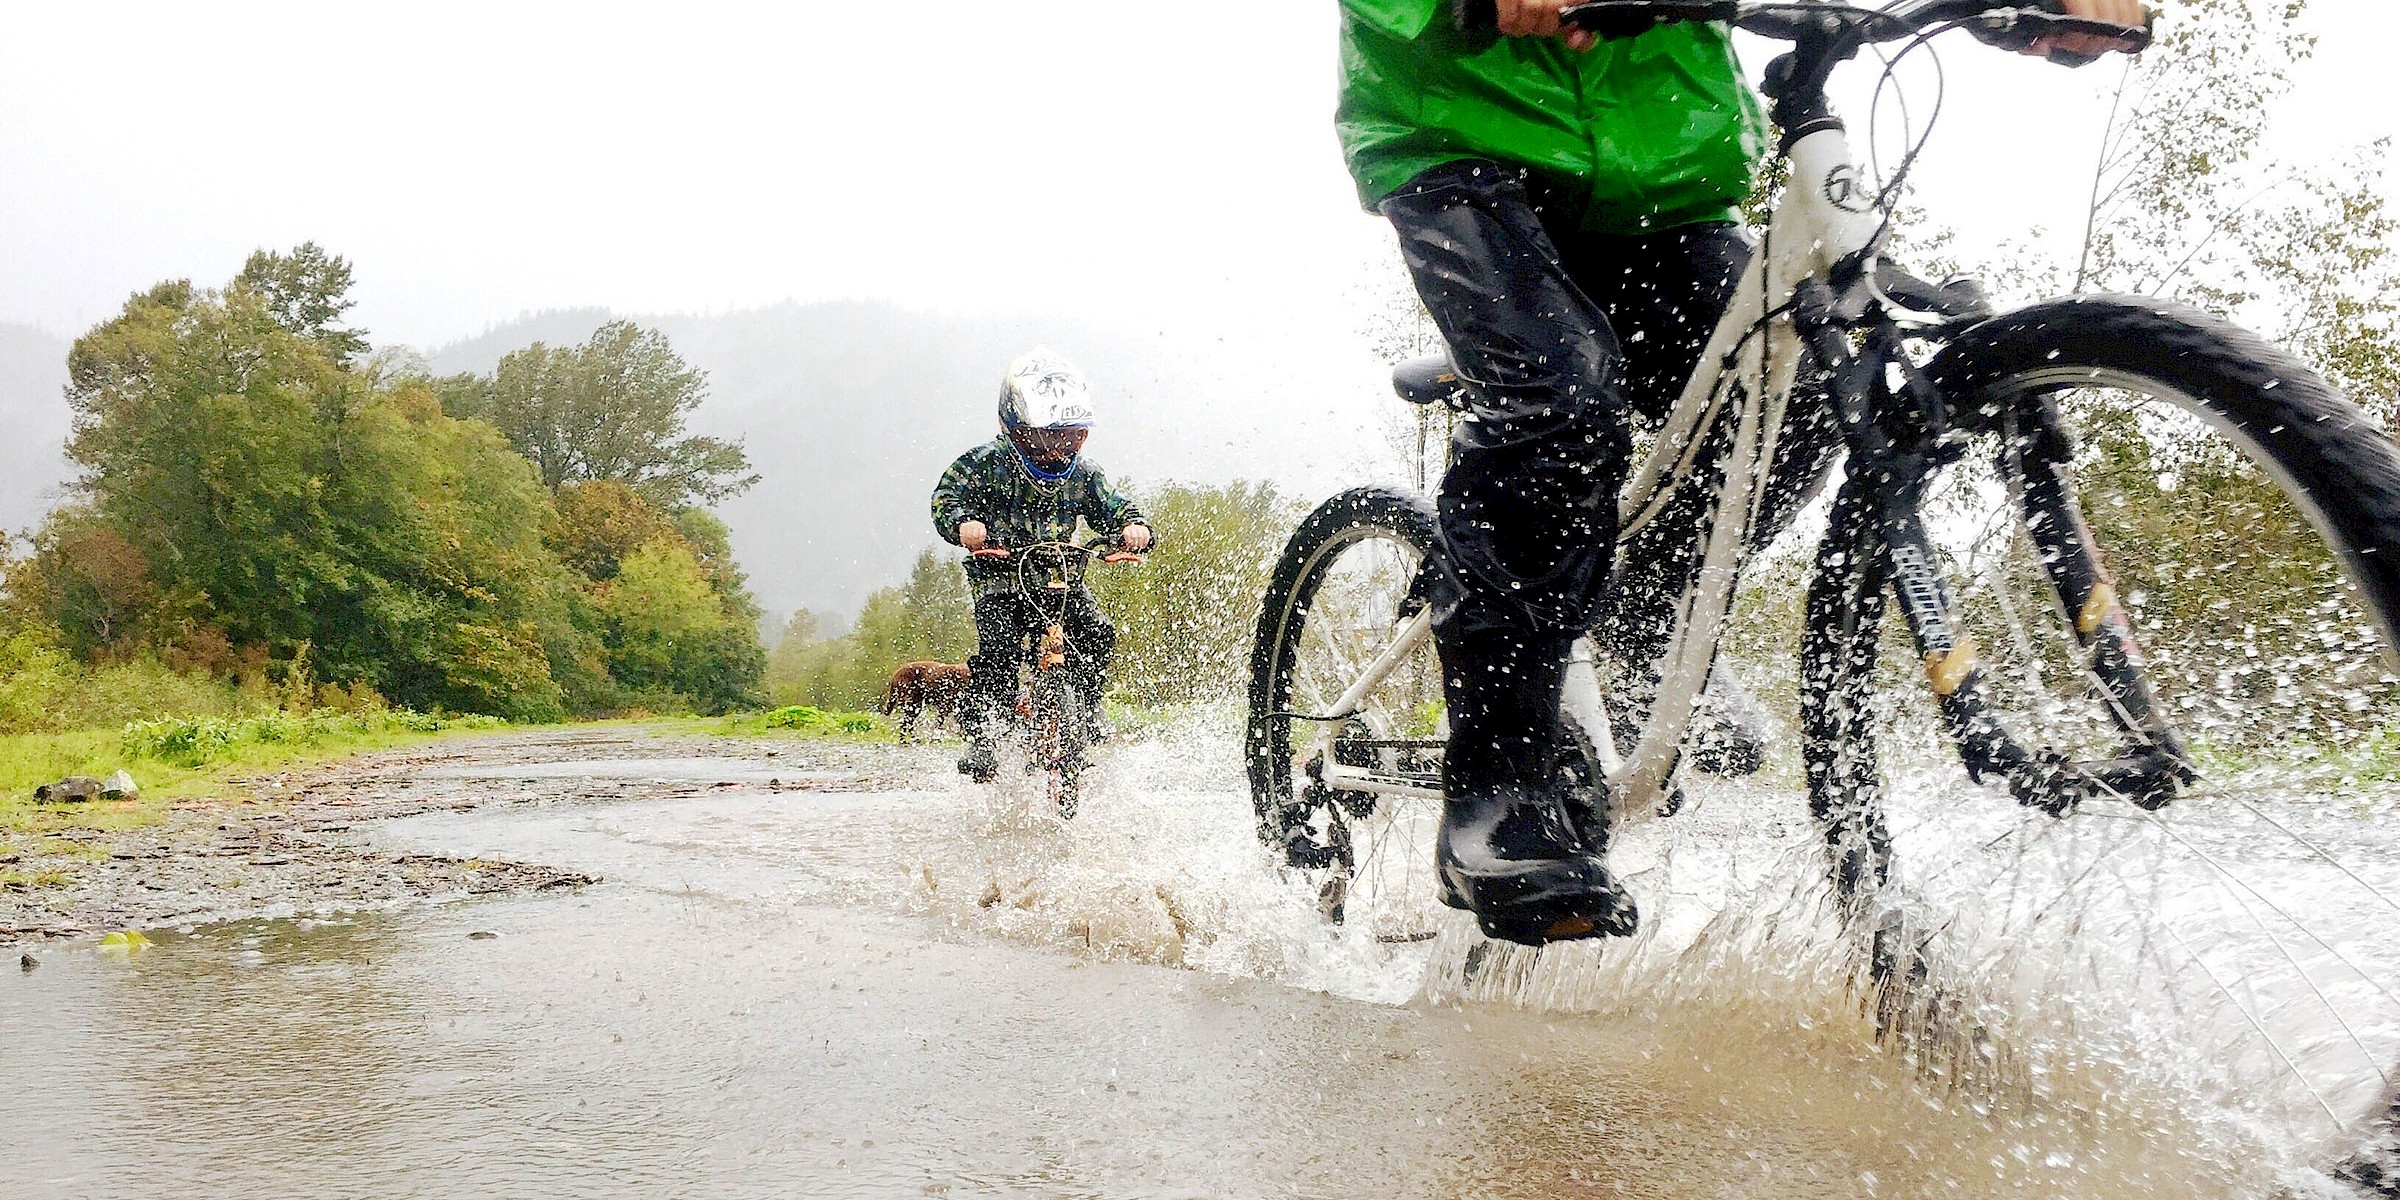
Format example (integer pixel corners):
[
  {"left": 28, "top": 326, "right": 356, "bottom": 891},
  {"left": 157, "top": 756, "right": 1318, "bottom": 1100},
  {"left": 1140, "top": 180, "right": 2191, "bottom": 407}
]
[
  {"left": 1027, "top": 671, "right": 1086, "bottom": 820},
  {"left": 1808, "top": 295, "right": 2400, "bottom": 1187}
]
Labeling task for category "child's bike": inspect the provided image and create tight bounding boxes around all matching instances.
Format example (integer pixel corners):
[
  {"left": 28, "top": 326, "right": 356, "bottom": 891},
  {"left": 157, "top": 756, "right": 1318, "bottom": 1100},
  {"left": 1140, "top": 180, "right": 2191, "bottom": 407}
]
[
  {"left": 1247, "top": 1, "right": 2400, "bottom": 1189},
  {"left": 973, "top": 539, "right": 1141, "bottom": 819}
]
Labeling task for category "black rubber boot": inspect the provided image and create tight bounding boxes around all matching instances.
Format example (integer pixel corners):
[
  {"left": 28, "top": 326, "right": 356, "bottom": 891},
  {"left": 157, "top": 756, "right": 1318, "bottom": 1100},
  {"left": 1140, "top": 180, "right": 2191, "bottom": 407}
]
[
  {"left": 955, "top": 692, "right": 1001, "bottom": 782},
  {"left": 1602, "top": 664, "right": 1771, "bottom": 780},
  {"left": 1070, "top": 664, "right": 1111, "bottom": 745},
  {"left": 1435, "top": 783, "right": 1638, "bottom": 944},
  {"left": 1435, "top": 629, "right": 1637, "bottom": 945},
  {"left": 956, "top": 739, "right": 998, "bottom": 782},
  {"left": 953, "top": 652, "right": 1009, "bottom": 782}
]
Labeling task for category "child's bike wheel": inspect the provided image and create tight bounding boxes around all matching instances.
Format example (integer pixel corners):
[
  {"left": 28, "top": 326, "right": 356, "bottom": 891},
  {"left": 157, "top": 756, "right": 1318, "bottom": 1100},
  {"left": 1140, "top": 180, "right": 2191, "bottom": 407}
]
[{"left": 1030, "top": 672, "right": 1086, "bottom": 820}]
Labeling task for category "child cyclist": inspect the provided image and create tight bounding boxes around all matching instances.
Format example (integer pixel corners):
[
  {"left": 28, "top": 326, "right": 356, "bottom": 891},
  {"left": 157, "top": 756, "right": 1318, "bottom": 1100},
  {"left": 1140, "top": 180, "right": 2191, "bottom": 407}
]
[{"left": 930, "top": 348, "right": 1153, "bottom": 782}]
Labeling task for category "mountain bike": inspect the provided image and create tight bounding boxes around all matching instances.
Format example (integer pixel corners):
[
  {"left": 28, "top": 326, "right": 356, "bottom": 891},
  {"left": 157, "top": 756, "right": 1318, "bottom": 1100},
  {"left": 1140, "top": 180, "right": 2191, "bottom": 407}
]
[
  {"left": 973, "top": 539, "right": 1141, "bottom": 819},
  {"left": 1246, "top": 1, "right": 2400, "bottom": 1190}
]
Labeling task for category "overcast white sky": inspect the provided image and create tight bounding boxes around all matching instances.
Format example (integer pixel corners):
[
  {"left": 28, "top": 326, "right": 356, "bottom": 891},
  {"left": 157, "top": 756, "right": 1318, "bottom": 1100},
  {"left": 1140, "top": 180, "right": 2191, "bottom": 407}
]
[{"left": 2, "top": 0, "right": 2393, "bottom": 353}]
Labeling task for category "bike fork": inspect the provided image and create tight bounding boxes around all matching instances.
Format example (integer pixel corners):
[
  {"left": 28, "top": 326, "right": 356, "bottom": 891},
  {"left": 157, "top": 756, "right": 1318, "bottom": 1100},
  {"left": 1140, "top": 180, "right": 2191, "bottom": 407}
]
[{"left": 1874, "top": 455, "right": 2191, "bottom": 815}]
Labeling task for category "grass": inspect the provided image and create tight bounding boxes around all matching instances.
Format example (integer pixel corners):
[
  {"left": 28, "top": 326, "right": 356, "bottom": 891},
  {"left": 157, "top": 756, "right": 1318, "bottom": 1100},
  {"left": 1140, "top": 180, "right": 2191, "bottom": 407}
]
[
  {"left": 37, "top": 836, "right": 113, "bottom": 861},
  {"left": 0, "top": 708, "right": 512, "bottom": 834},
  {"left": 0, "top": 866, "right": 75, "bottom": 889},
  {"left": 662, "top": 705, "right": 898, "bottom": 742}
]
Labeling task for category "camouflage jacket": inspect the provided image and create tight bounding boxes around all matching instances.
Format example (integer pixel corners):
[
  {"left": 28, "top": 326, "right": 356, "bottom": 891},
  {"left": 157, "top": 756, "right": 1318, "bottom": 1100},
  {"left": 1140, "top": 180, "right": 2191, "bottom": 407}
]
[{"left": 930, "top": 438, "right": 1149, "bottom": 586}]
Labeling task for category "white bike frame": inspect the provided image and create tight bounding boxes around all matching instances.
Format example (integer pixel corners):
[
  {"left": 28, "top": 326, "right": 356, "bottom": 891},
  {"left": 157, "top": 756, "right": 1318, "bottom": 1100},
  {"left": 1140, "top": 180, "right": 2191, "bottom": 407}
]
[{"left": 1311, "top": 125, "right": 1888, "bottom": 822}]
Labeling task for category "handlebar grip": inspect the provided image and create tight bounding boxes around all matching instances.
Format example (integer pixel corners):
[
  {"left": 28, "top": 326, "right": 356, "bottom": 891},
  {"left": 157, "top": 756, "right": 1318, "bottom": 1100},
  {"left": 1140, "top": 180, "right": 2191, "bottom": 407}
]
[
  {"left": 1455, "top": 0, "right": 1735, "bottom": 42},
  {"left": 1561, "top": 1, "right": 1739, "bottom": 39}
]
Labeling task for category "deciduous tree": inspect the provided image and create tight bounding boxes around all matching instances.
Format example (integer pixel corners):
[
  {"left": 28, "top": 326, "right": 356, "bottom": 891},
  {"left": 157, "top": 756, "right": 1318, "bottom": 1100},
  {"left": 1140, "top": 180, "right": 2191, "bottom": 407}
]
[
  {"left": 55, "top": 254, "right": 578, "bottom": 717},
  {"left": 443, "top": 321, "right": 758, "bottom": 507}
]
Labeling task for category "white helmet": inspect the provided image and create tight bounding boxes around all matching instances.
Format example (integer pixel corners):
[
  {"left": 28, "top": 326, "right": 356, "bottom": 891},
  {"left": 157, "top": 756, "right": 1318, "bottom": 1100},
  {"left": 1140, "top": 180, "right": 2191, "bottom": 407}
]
[{"left": 997, "top": 347, "right": 1094, "bottom": 479}]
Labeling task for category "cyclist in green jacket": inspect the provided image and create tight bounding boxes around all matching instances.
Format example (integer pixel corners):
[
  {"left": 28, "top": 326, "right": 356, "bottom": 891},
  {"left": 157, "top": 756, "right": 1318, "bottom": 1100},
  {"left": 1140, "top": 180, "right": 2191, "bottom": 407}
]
[
  {"left": 1338, "top": 0, "right": 2144, "bottom": 945},
  {"left": 932, "top": 348, "right": 1153, "bottom": 782}
]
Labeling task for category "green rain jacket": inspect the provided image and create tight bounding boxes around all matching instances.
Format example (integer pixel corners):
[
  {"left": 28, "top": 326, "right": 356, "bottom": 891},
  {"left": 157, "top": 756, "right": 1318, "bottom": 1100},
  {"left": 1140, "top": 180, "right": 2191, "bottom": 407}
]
[
  {"left": 1337, "top": 0, "right": 1766, "bottom": 233},
  {"left": 930, "top": 438, "right": 1150, "bottom": 590}
]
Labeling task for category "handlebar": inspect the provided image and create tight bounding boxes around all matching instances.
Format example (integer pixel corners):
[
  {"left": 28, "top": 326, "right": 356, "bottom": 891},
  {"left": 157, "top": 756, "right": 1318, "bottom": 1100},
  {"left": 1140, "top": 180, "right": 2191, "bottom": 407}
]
[
  {"left": 968, "top": 540, "right": 1146, "bottom": 564},
  {"left": 1458, "top": 0, "right": 2150, "bottom": 64}
]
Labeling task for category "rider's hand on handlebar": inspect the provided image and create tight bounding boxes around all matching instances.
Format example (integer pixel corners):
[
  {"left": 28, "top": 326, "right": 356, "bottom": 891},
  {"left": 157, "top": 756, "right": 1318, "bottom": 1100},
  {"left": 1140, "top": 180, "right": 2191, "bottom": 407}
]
[
  {"left": 1498, "top": 0, "right": 1597, "bottom": 51},
  {"left": 958, "top": 520, "right": 990, "bottom": 552},
  {"left": 1119, "top": 523, "right": 1152, "bottom": 553},
  {"left": 2034, "top": 0, "right": 2147, "bottom": 63}
]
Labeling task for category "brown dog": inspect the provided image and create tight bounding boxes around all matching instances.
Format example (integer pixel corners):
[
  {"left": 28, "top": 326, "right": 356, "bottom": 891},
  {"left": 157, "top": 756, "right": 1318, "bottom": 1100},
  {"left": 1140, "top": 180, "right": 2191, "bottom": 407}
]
[{"left": 882, "top": 661, "right": 971, "bottom": 739}]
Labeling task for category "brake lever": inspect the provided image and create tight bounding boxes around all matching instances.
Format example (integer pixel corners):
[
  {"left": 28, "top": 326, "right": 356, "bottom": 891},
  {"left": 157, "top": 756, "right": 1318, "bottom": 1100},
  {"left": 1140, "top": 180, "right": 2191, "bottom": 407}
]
[
  {"left": 970, "top": 547, "right": 1013, "bottom": 559},
  {"left": 1973, "top": 3, "right": 2154, "bottom": 66}
]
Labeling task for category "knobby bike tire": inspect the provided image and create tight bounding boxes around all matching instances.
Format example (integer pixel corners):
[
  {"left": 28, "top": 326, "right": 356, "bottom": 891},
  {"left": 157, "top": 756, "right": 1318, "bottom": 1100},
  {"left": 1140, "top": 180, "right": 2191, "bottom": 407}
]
[
  {"left": 1808, "top": 294, "right": 2400, "bottom": 889},
  {"left": 1803, "top": 294, "right": 2400, "bottom": 1191},
  {"left": 1931, "top": 296, "right": 2400, "bottom": 637}
]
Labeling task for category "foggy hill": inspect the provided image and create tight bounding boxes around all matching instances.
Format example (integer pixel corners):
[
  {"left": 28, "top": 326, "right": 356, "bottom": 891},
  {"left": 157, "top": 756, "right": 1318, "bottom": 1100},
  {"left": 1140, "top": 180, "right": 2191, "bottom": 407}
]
[
  {"left": 427, "top": 300, "right": 1390, "bottom": 636},
  {"left": 0, "top": 323, "right": 76, "bottom": 537}
]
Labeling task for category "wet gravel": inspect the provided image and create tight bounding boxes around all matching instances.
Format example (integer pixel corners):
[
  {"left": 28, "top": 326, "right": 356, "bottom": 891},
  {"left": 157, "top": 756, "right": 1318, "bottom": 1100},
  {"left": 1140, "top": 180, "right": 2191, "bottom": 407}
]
[{"left": 0, "top": 726, "right": 929, "bottom": 944}]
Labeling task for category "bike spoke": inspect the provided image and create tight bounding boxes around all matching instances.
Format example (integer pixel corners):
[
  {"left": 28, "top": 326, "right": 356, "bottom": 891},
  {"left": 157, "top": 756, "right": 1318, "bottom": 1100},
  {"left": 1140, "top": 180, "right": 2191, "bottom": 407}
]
[
  {"left": 1853, "top": 357, "right": 2400, "bottom": 1164},
  {"left": 1266, "top": 514, "right": 1448, "bottom": 941}
]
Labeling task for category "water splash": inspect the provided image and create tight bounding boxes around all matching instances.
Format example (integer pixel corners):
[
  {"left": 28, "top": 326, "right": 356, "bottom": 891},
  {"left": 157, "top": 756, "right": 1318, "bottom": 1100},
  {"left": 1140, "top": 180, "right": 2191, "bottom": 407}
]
[{"left": 875, "top": 709, "right": 2398, "bottom": 1194}]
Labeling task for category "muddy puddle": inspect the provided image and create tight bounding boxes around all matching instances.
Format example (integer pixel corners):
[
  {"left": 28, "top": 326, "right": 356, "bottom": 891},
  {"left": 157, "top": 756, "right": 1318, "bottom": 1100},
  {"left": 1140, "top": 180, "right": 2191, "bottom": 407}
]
[{"left": 0, "top": 728, "right": 2376, "bottom": 1197}]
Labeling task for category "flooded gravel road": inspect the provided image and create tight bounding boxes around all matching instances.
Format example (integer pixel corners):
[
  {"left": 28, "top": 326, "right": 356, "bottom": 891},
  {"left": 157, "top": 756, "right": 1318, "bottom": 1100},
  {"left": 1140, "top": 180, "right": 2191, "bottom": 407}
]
[{"left": 0, "top": 726, "right": 2363, "bottom": 1197}]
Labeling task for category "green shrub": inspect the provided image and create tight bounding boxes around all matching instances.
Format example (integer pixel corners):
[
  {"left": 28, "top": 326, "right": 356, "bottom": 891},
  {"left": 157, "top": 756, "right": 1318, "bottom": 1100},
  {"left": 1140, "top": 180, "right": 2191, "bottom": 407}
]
[
  {"left": 120, "top": 708, "right": 500, "bottom": 767},
  {"left": 63, "top": 658, "right": 247, "bottom": 730},
  {"left": 122, "top": 717, "right": 242, "bottom": 766},
  {"left": 442, "top": 621, "right": 567, "bottom": 723},
  {"left": 763, "top": 705, "right": 830, "bottom": 729},
  {"left": 0, "top": 628, "right": 78, "bottom": 734}
]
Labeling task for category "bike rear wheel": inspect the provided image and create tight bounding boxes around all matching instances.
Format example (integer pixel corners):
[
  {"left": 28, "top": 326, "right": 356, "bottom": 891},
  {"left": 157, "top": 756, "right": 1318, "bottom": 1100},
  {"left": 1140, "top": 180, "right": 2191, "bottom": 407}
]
[
  {"left": 1806, "top": 296, "right": 2400, "bottom": 1188},
  {"left": 1246, "top": 486, "right": 1449, "bottom": 940}
]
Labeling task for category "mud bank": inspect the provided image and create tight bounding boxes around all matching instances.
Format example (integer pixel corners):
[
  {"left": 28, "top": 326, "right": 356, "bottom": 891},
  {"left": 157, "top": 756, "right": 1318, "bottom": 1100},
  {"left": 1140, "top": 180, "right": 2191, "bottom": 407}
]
[{"left": 0, "top": 726, "right": 921, "bottom": 944}]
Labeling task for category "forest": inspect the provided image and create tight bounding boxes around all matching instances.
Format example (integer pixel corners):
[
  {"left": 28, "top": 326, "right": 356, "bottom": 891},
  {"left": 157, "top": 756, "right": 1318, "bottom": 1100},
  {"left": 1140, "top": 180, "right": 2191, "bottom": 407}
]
[{"left": 0, "top": 245, "right": 765, "bottom": 736}]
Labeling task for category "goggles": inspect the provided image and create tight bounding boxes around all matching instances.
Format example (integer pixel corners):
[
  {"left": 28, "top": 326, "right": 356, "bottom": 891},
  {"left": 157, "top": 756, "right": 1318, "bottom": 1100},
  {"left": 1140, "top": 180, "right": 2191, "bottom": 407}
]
[{"left": 1008, "top": 425, "right": 1089, "bottom": 465}]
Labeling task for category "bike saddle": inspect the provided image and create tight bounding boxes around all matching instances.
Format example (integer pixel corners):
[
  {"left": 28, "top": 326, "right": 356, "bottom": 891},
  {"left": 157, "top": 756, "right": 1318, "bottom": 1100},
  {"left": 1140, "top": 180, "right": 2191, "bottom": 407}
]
[{"left": 1391, "top": 355, "right": 1471, "bottom": 408}]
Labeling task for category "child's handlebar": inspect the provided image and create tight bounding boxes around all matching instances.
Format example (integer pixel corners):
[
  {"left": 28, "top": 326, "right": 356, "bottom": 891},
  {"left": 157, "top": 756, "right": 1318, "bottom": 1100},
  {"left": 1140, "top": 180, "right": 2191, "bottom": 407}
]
[{"left": 967, "top": 540, "right": 1146, "bottom": 565}]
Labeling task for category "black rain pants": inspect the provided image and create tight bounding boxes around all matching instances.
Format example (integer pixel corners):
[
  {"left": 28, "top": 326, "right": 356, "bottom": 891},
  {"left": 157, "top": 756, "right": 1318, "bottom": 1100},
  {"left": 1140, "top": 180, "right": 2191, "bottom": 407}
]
[
  {"left": 960, "top": 586, "right": 1115, "bottom": 746},
  {"left": 1379, "top": 160, "right": 1751, "bottom": 795}
]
